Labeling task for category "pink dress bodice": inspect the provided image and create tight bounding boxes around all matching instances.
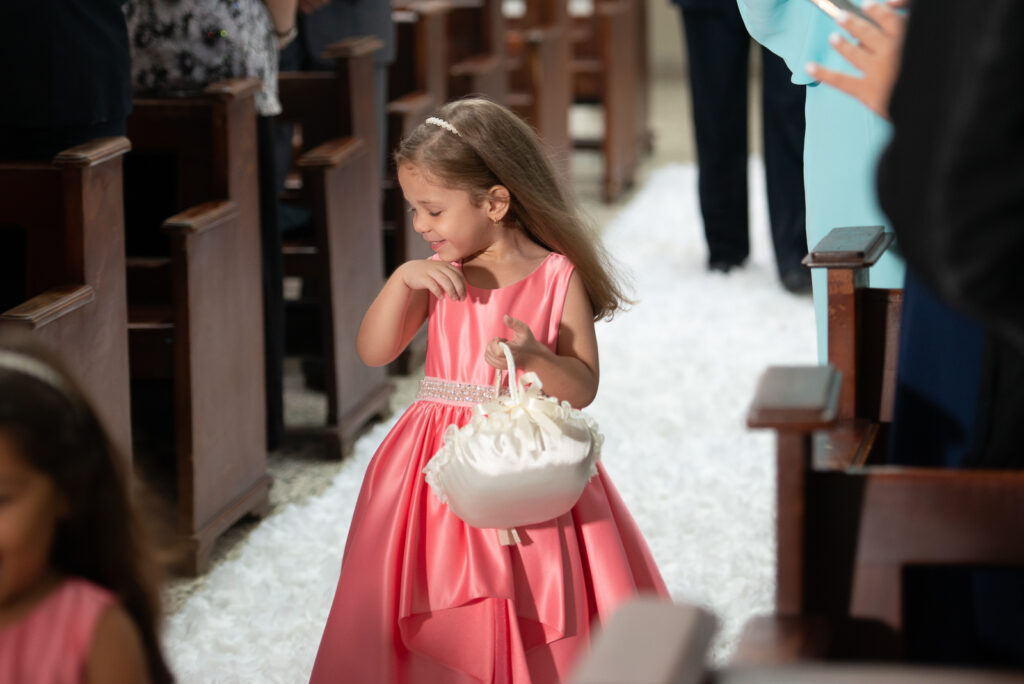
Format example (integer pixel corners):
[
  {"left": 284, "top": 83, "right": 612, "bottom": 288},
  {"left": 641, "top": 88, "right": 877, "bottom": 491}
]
[
  {"left": 0, "top": 578, "right": 115, "bottom": 684},
  {"left": 424, "top": 252, "right": 572, "bottom": 384}
]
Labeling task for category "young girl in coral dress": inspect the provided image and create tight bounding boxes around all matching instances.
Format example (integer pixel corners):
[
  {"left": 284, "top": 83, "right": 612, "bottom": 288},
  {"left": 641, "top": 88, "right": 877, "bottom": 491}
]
[
  {"left": 309, "top": 98, "right": 668, "bottom": 683},
  {"left": 0, "top": 334, "right": 172, "bottom": 684}
]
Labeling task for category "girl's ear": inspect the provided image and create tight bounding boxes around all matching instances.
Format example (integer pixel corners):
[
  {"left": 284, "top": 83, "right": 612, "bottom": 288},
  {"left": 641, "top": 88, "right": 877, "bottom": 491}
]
[{"left": 486, "top": 185, "right": 511, "bottom": 223}]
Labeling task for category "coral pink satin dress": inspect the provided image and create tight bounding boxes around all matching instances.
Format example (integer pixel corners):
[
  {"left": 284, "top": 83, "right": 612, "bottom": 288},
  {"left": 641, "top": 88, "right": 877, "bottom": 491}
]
[
  {"left": 309, "top": 253, "right": 667, "bottom": 683},
  {"left": 0, "top": 578, "right": 115, "bottom": 684}
]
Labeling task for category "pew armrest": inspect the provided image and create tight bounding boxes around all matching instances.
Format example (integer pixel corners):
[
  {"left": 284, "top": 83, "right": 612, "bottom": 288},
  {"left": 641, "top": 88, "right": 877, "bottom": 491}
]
[
  {"left": 1, "top": 284, "right": 95, "bottom": 329},
  {"left": 570, "top": 598, "right": 716, "bottom": 684},
  {"left": 803, "top": 226, "right": 894, "bottom": 270},
  {"left": 162, "top": 200, "right": 239, "bottom": 236},
  {"left": 322, "top": 35, "right": 383, "bottom": 60},
  {"left": 53, "top": 137, "right": 132, "bottom": 167},
  {"left": 387, "top": 92, "right": 436, "bottom": 118},
  {"left": 296, "top": 137, "right": 366, "bottom": 170},
  {"left": 202, "top": 77, "right": 262, "bottom": 101},
  {"left": 747, "top": 366, "right": 841, "bottom": 433}
]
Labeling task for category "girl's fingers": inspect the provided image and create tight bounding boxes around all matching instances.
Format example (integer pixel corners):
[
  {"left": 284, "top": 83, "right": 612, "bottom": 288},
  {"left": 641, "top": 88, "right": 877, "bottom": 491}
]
[
  {"left": 503, "top": 315, "right": 531, "bottom": 339},
  {"left": 424, "top": 280, "right": 445, "bottom": 300}
]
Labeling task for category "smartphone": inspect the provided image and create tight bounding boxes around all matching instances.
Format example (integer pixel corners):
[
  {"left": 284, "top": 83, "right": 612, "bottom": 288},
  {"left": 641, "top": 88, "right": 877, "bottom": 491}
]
[{"left": 806, "top": 0, "right": 879, "bottom": 26}]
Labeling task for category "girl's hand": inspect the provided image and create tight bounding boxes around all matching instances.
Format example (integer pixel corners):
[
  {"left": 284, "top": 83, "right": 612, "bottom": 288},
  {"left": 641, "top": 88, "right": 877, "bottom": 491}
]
[
  {"left": 805, "top": 0, "right": 908, "bottom": 120},
  {"left": 399, "top": 259, "right": 467, "bottom": 301},
  {"left": 485, "top": 315, "right": 543, "bottom": 371}
]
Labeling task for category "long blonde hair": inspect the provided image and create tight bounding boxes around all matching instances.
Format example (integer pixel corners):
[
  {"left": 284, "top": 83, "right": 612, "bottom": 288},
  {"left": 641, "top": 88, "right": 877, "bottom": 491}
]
[{"left": 395, "top": 98, "right": 630, "bottom": 320}]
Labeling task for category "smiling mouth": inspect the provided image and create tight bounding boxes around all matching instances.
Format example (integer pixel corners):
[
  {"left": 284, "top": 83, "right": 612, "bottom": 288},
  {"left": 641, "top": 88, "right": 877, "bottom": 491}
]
[{"left": 429, "top": 240, "right": 446, "bottom": 251}]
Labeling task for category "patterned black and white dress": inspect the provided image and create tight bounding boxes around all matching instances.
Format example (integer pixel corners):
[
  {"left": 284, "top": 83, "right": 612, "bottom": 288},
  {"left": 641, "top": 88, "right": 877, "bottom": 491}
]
[{"left": 124, "top": 0, "right": 281, "bottom": 116}]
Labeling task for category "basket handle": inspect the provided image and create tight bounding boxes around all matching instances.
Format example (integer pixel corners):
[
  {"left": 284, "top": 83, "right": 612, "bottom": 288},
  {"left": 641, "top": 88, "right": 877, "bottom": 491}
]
[{"left": 492, "top": 341, "right": 519, "bottom": 403}]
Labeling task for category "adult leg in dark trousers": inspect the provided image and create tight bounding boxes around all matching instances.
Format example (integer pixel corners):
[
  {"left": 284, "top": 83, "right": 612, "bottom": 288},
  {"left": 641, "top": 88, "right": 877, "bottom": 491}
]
[
  {"left": 761, "top": 46, "right": 808, "bottom": 292},
  {"left": 681, "top": 4, "right": 750, "bottom": 273},
  {"left": 678, "top": 2, "right": 807, "bottom": 289},
  {"left": 257, "top": 115, "right": 286, "bottom": 450}
]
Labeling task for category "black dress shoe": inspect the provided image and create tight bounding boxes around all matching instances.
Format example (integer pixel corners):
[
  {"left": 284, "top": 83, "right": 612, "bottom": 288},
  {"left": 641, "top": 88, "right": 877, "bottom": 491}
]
[
  {"left": 708, "top": 259, "right": 743, "bottom": 274},
  {"left": 781, "top": 268, "right": 812, "bottom": 295}
]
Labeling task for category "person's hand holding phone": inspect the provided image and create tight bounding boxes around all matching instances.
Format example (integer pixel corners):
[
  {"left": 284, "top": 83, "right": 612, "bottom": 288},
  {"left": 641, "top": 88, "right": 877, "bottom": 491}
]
[{"left": 805, "top": 0, "right": 908, "bottom": 120}]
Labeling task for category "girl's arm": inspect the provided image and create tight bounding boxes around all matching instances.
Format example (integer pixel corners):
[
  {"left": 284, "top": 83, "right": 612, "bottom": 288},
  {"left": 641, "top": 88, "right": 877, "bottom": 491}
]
[
  {"left": 85, "top": 605, "right": 151, "bottom": 684},
  {"left": 357, "top": 259, "right": 467, "bottom": 367},
  {"left": 485, "top": 272, "right": 599, "bottom": 408}
]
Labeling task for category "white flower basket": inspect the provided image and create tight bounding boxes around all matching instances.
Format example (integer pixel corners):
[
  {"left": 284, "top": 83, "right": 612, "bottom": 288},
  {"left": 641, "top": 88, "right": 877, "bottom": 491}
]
[{"left": 424, "top": 343, "right": 603, "bottom": 544}]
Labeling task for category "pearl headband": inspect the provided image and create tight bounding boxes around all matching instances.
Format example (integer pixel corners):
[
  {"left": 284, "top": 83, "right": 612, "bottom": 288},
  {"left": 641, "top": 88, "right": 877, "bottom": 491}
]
[
  {"left": 0, "top": 350, "right": 69, "bottom": 396},
  {"left": 425, "top": 116, "right": 461, "bottom": 137}
]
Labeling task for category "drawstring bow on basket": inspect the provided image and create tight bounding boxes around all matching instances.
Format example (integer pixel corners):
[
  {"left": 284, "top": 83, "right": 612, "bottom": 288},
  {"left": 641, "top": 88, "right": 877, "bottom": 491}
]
[{"left": 424, "top": 342, "right": 603, "bottom": 546}]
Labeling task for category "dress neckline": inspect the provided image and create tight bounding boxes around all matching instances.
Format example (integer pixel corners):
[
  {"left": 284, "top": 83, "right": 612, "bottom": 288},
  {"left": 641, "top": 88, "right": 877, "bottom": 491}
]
[{"left": 462, "top": 252, "right": 555, "bottom": 292}]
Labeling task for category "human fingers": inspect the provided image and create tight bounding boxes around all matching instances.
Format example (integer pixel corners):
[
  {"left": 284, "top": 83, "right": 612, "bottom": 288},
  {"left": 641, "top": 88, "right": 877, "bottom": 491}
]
[
  {"left": 428, "top": 269, "right": 463, "bottom": 301},
  {"left": 485, "top": 337, "right": 509, "bottom": 369},
  {"left": 860, "top": 0, "right": 909, "bottom": 39},
  {"left": 442, "top": 263, "right": 467, "bottom": 301},
  {"left": 434, "top": 265, "right": 468, "bottom": 301},
  {"left": 502, "top": 315, "right": 533, "bottom": 342},
  {"left": 805, "top": 62, "right": 867, "bottom": 102},
  {"left": 828, "top": 32, "right": 872, "bottom": 73},
  {"left": 886, "top": 0, "right": 910, "bottom": 8},
  {"left": 835, "top": 8, "right": 886, "bottom": 53}
]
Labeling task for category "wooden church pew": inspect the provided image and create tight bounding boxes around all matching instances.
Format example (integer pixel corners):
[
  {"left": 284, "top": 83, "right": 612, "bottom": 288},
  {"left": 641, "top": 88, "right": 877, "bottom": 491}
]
[
  {"left": 125, "top": 78, "right": 270, "bottom": 575},
  {"left": 0, "top": 137, "right": 133, "bottom": 468},
  {"left": 741, "top": 363, "right": 1024, "bottom": 663},
  {"left": 504, "top": 0, "right": 572, "bottom": 178},
  {"left": 387, "top": 3, "right": 450, "bottom": 273},
  {"left": 568, "top": 0, "right": 644, "bottom": 201},
  {"left": 277, "top": 37, "right": 393, "bottom": 457},
  {"left": 384, "top": 3, "right": 453, "bottom": 373},
  {"left": 802, "top": 225, "right": 903, "bottom": 466},
  {"left": 735, "top": 227, "right": 1024, "bottom": 664},
  {"left": 443, "top": 0, "right": 509, "bottom": 103}
]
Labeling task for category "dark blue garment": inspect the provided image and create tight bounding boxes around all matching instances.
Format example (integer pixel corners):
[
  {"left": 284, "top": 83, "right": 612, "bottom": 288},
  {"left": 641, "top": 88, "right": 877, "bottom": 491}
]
[
  {"left": 888, "top": 271, "right": 1024, "bottom": 667},
  {"left": 889, "top": 269, "right": 986, "bottom": 468}
]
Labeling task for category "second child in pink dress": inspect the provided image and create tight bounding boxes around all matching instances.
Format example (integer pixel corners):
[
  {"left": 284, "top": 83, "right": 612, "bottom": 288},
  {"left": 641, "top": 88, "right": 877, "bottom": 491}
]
[
  {"left": 0, "top": 334, "right": 172, "bottom": 683},
  {"left": 309, "top": 98, "right": 668, "bottom": 683}
]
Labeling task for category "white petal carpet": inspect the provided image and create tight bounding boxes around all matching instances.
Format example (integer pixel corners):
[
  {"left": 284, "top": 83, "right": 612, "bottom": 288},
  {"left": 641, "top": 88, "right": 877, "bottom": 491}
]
[{"left": 163, "top": 160, "right": 816, "bottom": 681}]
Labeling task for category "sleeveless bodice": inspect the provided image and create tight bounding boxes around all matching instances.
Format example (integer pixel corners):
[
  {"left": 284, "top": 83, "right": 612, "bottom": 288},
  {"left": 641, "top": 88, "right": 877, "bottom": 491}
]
[
  {"left": 424, "top": 252, "right": 573, "bottom": 385},
  {"left": 0, "top": 578, "right": 115, "bottom": 684}
]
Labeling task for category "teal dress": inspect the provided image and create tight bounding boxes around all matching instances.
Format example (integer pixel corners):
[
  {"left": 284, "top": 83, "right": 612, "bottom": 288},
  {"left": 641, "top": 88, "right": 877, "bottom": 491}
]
[{"left": 737, "top": 0, "right": 905, "bottom": 361}]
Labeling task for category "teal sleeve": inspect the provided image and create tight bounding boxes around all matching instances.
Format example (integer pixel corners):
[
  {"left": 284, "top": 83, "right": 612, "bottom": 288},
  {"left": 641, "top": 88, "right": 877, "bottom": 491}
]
[{"left": 736, "top": 0, "right": 864, "bottom": 85}]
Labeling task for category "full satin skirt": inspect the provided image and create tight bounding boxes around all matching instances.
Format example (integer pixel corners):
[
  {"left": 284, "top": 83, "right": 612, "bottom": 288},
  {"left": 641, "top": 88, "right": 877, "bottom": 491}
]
[{"left": 309, "top": 401, "right": 668, "bottom": 684}]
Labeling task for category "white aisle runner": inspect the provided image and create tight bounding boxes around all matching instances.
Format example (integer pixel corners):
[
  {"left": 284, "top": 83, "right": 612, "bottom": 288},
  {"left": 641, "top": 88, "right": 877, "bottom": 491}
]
[{"left": 163, "top": 161, "right": 816, "bottom": 682}]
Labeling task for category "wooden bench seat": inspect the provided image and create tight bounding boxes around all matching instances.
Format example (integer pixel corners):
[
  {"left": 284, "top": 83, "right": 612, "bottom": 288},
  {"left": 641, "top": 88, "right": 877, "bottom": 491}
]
[
  {"left": 125, "top": 79, "right": 270, "bottom": 575},
  {"left": 569, "top": 0, "right": 645, "bottom": 201},
  {"left": 504, "top": 0, "right": 572, "bottom": 177},
  {"left": 0, "top": 137, "right": 133, "bottom": 467},
  {"left": 277, "top": 37, "right": 393, "bottom": 457}
]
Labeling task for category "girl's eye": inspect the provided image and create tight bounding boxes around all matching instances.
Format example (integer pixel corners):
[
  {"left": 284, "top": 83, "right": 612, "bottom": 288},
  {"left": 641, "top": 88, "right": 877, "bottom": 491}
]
[{"left": 428, "top": 211, "right": 441, "bottom": 218}]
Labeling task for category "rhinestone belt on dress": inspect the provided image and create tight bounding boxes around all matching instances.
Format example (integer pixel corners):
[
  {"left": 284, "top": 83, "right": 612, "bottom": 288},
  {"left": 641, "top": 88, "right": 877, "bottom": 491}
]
[{"left": 415, "top": 377, "right": 509, "bottom": 406}]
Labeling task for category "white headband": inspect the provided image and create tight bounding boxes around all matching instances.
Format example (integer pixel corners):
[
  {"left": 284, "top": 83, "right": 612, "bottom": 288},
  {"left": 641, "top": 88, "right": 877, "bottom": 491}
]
[
  {"left": 425, "top": 117, "right": 461, "bottom": 137},
  {"left": 0, "top": 350, "right": 69, "bottom": 395}
]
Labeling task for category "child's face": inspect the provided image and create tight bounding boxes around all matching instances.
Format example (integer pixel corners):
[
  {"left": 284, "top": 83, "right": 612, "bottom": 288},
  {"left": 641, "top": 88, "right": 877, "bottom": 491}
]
[
  {"left": 398, "top": 164, "right": 496, "bottom": 263},
  {"left": 0, "top": 430, "right": 65, "bottom": 610}
]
